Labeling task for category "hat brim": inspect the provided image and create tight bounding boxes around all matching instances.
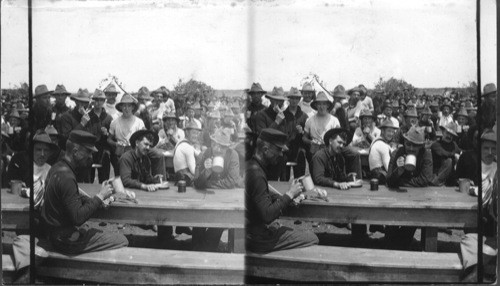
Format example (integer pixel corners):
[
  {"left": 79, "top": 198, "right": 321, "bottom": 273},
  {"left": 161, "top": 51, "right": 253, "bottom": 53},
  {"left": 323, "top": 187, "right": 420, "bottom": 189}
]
[
  {"left": 439, "top": 126, "right": 458, "bottom": 137},
  {"left": 116, "top": 102, "right": 139, "bottom": 113},
  {"left": 210, "top": 135, "right": 232, "bottom": 146},
  {"left": 323, "top": 128, "right": 348, "bottom": 146},
  {"left": 129, "top": 130, "right": 159, "bottom": 149},
  {"left": 53, "top": 92, "right": 71, "bottom": 96},
  {"left": 402, "top": 133, "right": 425, "bottom": 145},
  {"left": 310, "top": 100, "right": 334, "bottom": 111},
  {"left": 33, "top": 138, "right": 60, "bottom": 152},
  {"left": 81, "top": 144, "right": 98, "bottom": 153},
  {"left": 70, "top": 96, "right": 91, "bottom": 103},
  {"left": 265, "top": 94, "right": 286, "bottom": 101},
  {"left": 34, "top": 91, "right": 53, "bottom": 97}
]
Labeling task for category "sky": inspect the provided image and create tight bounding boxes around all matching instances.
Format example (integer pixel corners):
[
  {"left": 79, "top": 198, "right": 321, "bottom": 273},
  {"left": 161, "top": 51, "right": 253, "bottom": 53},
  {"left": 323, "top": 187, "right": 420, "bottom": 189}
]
[{"left": 0, "top": 0, "right": 496, "bottom": 92}]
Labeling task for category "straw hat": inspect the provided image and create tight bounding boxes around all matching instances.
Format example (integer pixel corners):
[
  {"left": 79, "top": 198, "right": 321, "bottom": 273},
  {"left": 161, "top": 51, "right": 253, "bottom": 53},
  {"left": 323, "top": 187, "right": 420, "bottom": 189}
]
[
  {"left": 403, "top": 126, "right": 425, "bottom": 145},
  {"left": 115, "top": 93, "right": 139, "bottom": 113},
  {"left": 210, "top": 128, "right": 232, "bottom": 146},
  {"left": 379, "top": 119, "right": 399, "bottom": 129},
  {"left": 404, "top": 109, "right": 418, "bottom": 118},
  {"left": 266, "top": 87, "right": 286, "bottom": 101},
  {"left": 300, "top": 82, "right": 315, "bottom": 93},
  {"left": 162, "top": 111, "right": 179, "bottom": 122},
  {"left": 70, "top": 88, "right": 91, "bottom": 103},
  {"left": 103, "top": 83, "right": 119, "bottom": 94},
  {"left": 184, "top": 121, "right": 202, "bottom": 131},
  {"left": 310, "top": 92, "right": 334, "bottom": 111},
  {"left": 439, "top": 121, "right": 458, "bottom": 137}
]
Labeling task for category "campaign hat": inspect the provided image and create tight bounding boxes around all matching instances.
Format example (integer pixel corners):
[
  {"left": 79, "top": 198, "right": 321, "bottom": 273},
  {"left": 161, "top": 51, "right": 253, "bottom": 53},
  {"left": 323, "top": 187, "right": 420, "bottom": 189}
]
[
  {"left": 266, "top": 87, "right": 286, "bottom": 101},
  {"left": 115, "top": 93, "right": 139, "bottom": 113},
  {"left": 311, "top": 92, "right": 334, "bottom": 111},
  {"left": 34, "top": 85, "right": 53, "bottom": 98},
  {"left": 129, "top": 130, "right": 159, "bottom": 149},
  {"left": 53, "top": 84, "right": 71, "bottom": 95},
  {"left": 324, "top": 128, "right": 348, "bottom": 147},
  {"left": 70, "top": 88, "right": 91, "bottom": 103},
  {"left": 258, "top": 128, "right": 288, "bottom": 151},
  {"left": 68, "top": 130, "right": 98, "bottom": 152},
  {"left": 246, "top": 83, "right": 267, "bottom": 94},
  {"left": 402, "top": 126, "right": 425, "bottom": 145}
]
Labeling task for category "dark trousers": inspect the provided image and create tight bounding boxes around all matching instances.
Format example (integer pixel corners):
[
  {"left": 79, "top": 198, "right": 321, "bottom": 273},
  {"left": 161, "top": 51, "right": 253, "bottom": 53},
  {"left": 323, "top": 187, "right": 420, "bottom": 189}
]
[
  {"left": 49, "top": 225, "right": 128, "bottom": 255},
  {"left": 432, "top": 158, "right": 453, "bottom": 186},
  {"left": 246, "top": 223, "right": 319, "bottom": 254},
  {"left": 192, "top": 227, "right": 225, "bottom": 251},
  {"left": 384, "top": 226, "right": 417, "bottom": 250}
]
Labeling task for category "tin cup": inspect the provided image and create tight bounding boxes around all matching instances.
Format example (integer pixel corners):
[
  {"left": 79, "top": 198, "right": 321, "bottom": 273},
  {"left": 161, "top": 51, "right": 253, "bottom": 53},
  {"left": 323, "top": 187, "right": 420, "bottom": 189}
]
[
  {"left": 177, "top": 180, "right": 187, "bottom": 193},
  {"left": 458, "top": 178, "right": 471, "bottom": 193},
  {"left": 212, "top": 156, "right": 224, "bottom": 173},
  {"left": 9, "top": 180, "right": 23, "bottom": 195},
  {"left": 299, "top": 175, "right": 315, "bottom": 192},
  {"left": 426, "top": 126, "right": 432, "bottom": 133},
  {"left": 404, "top": 154, "right": 417, "bottom": 172},
  {"left": 370, "top": 179, "right": 379, "bottom": 191},
  {"left": 110, "top": 177, "right": 125, "bottom": 194}
]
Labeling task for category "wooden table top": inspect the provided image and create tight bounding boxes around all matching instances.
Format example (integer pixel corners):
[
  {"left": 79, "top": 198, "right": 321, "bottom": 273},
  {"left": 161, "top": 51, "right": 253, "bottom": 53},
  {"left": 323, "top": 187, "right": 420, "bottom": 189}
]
[{"left": 269, "top": 181, "right": 477, "bottom": 228}]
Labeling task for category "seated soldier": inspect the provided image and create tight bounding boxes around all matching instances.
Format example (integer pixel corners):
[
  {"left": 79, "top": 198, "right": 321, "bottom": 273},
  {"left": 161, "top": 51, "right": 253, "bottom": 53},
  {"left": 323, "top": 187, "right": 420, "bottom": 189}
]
[
  {"left": 430, "top": 122, "right": 461, "bottom": 186},
  {"left": 460, "top": 130, "right": 497, "bottom": 282},
  {"left": 157, "top": 111, "right": 184, "bottom": 151},
  {"left": 119, "top": 130, "right": 167, "bottom": 192},
  {"left": 41, "top": 130, "right": 128, "bottom": 254},
  {"left": 246, "top": 128, "right": 318, "bottom": 253},
  {"left": 368, "top": 119, "right": 398, "bottom": 184},
  {"left": 350, "top": 109, "right": 380, "bottom": 149},
  {"left": 7, "top": 131, "right": 59, "bottom": 210},
  {"left": 173, "top": 121, "right": 202, "bottom": 185},
  {"left": 192, "top": 128, "right": 243, "bottom": 251},
  {"left": 386, "top": 126, "right": 436, "bottom": 249}
]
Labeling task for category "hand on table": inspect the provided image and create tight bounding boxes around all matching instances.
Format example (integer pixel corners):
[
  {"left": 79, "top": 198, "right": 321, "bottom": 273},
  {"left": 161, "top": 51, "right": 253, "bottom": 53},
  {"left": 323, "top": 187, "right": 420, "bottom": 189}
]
[
  {"left": 143, "top": 184, "right": 158, "bottom": 192},
  {"left": 335, "top": 182, "right": 350, "bottom": 190}
]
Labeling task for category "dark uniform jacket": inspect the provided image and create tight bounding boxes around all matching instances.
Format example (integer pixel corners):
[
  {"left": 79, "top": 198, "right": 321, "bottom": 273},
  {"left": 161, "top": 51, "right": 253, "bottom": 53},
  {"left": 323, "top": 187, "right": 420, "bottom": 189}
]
[
  {"left": 387, "top": 146, "right": 434, "bottom": 188},
  {"left": 311, "top": 148, "right": 348, "bottom": 187}
]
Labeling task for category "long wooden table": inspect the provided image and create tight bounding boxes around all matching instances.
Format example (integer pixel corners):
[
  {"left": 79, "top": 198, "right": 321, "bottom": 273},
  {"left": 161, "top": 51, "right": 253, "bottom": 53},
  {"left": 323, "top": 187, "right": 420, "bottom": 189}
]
[
  {"left": 270, "top": 181, "right": 477, "bottom": 251},
  {"left": 1, "top": 183, "right": 245, "bottom": 252}
]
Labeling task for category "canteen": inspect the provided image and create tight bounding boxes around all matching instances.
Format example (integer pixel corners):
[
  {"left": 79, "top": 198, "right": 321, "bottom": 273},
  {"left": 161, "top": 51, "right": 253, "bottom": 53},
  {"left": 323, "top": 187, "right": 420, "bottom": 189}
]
[
  {"left": 212, "top": 156, "right": 224, "bottom": 173},
  {"left": 404, "top": 154, "right": 417, "bottom": 172}
]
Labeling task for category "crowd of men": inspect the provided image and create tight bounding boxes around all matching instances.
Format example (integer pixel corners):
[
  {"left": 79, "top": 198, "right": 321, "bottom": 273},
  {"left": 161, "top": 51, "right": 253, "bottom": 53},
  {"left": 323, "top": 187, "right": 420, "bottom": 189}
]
[
  {"left": 1, "top": 82, "right": 247, "bottom": 255},
  {"left": 244, "top": 81, "right": 497, "bottom": 281}
]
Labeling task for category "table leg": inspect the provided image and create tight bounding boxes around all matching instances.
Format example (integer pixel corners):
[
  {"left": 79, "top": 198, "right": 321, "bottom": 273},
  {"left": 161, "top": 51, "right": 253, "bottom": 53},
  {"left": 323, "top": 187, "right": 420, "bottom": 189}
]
[
  {"left": 228, "top": 228, "right": 245, "bottom": 253},
  {"left": 421, "top": 227, "right": 438, "bottom": 252}
]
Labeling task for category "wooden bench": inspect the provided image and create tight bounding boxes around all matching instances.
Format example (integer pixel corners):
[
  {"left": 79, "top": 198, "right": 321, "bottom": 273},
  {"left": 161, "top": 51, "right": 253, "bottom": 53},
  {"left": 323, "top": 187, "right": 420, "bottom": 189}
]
[
  {"left": 2, "top": 254, "right": 16, "bottom": 284},
  {"left": 246, "top": 245, "right": 463, "bottom": 282},
  {"left": 37, "top": 247, "right": 244, "bottom": 284}
]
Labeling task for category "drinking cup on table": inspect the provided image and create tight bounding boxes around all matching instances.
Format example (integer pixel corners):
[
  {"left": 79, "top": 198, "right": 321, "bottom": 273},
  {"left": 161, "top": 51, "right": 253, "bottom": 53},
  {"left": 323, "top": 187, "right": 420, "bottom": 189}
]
[
  {"left": 404, "top": 154, "right": 417, "bottom": 172},
  {"left": 370, "top": 179, "right": 379, "bottom": 191},
  {"left": 458, "top": 178, "right": 471, "bottom": 193},
  {"left": 299, "top": 175, "right": 315, "bottom": 192},
  {"left": 212, "top": 156, "right": 224, "bottom": 173},
  {"left": 9, "top": 180, "right": 23, "bottom": 195},
  {"left": 347, "top": 172, "right": 357, "bottom": 182},
  {"left": 110, "top": 177, "right": 125, "bottom": 194}
]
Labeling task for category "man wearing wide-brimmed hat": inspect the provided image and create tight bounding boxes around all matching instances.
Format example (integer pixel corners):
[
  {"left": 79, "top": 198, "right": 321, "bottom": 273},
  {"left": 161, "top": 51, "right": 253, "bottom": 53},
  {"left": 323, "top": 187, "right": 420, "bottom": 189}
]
[
  {"left": 246, "top": 128, "right": 319, "bottom": 253},
  {"left": 245, "top": 82, "right": 267, "bottom": 123},
  {"left": 57, "top": 88, "right": 92, "bottom": 149},
  {"left": 431, "top": 121, "right": 461, "bottom": 185},
  {"left": 41, "top": 130, "right": 128, "bottom": 254},
  {"left": 280, "top": 87, "right": 309, "bottom": 180},
  {"left": 134, "top": 86, "right": 154, "bottom": 131},
  {"left": 85, "top": 89, "right": 114, "bottom": 183},
  {"left": 330, "top": 85, "right": 349, "bottom": 129},
  {"left": 368, "top": 119, "right": 399, "bottom": 184},
  {"left": 181, "top": 101, "right": 203, "bottom": 130},
  {"left": 52, "top": 84, "right": 71, "bottom": 121},
  {"left": 103, "top": 83, "right": 121, "bottom": 120},
  {"left": 32, "top": 84, "right": 54, "bottom": 131},
  {"left": 108, "top": 93, "right": 144, "bottom": 167},
  {"left": 173, "top": 121, "right": 202, "bottom": 185},
  {"left": 7, "top": 131, "right": 59, "bottom": 207},
  {"left": 418, "top": 106, "right": 436, "bottom": 140},
  {"left": 298, "top": 82, "right": 317, "bottom": 118},
  {"left": 157, "top": 111, "right": 184, "bottom": 151},
  {"left": 192, "top": 128, "right": 242, "bottom": 251},
  {"left": 438, "top": 100, "right": 454, "bottom": 128},
  {"left": 302, "top": 91, "right": 340, "bottom": 156},
  {"left": 119, "top": 129, "right": 167, "bottom": 192},
  {"left": 386, "top": 126, "right": 436, "bottom": 249},
  {"left": 350, "top": 109, "right": 381, "bottom": 149},
  {"left": 250, "top": 86, "right": 287, "bottom": 134},
  {"left": 480, "top": 83, "right": 497, "bottom": 131},
  {"left": 358, "top": 84, "right": 374, "bottom": 113}
]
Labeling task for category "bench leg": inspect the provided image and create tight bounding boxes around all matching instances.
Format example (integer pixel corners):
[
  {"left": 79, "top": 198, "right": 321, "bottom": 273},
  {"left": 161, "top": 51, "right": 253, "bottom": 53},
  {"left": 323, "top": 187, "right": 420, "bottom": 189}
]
[
  {"left": 228, "top": 228, "right": 245, "bottom": 253},
  {"left": 421, "top": 227, "right": 438, "bottom": 252}
]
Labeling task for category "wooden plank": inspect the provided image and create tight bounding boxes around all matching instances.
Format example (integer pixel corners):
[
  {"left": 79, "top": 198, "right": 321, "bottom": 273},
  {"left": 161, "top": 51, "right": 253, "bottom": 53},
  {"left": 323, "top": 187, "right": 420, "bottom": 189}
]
[
  {"left": 2, "top": 254, "right": 15, "bottom": 271},
  {"left": 421, "top": 228, "right": 438, "bottom": 252},
  {"left": 246, "top": 245, "right": 462, "bottom": 282},
  {"left": 228, "top": 228, "right": 245, "bottom": 253},
  {"left": 38, "top": 247, "right": 244, "bottom": 284}
]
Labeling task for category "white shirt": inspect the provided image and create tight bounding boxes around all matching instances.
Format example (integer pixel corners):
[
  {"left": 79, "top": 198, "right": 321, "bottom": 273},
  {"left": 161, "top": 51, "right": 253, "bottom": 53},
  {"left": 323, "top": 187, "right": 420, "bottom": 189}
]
[
  {"left": 109, "top": 115, "right": 145, "bottom": 146},
  {"left": 350, "top": 126, "right": 381, "bottom": 148},
  {"left": 34, "top": 162, "right": 51, "bottom": 183},
  {"left": 360, "top": 96, "right": 374, "bottom": 112},
  {"left": 173, "top": 140, "right": 199, "bottom": 174},
  {"left": 438, "top": 114, "right": 454, "bottom": 127},
  {"left": 368, "top": 139, "right": 392, "bottom": 171},
  {"left": 298, "top": 101, "right": 316, "bottom": 118},
  {"left": 304, "top": 114, "right": 340, "bottom": 145}
]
